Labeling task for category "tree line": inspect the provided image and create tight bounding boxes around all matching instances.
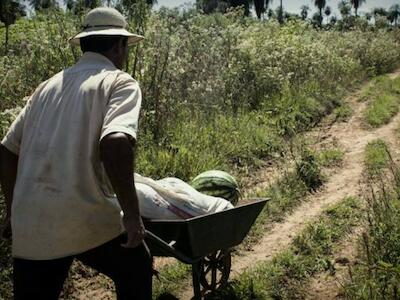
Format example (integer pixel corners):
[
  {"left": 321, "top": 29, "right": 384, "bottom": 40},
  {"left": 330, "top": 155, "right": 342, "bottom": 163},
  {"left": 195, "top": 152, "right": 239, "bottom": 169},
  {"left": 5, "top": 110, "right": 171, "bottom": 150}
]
[{"left": 1, "top": 0, "right": 400, "bottom": 52}]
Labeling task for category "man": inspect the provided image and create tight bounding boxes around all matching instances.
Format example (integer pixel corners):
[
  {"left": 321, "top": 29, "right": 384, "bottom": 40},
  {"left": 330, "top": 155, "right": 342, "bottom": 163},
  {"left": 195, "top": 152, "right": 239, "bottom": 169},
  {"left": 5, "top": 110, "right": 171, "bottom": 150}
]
[{"left": 0, "top": 7, "right": 152, "bottom": 300}]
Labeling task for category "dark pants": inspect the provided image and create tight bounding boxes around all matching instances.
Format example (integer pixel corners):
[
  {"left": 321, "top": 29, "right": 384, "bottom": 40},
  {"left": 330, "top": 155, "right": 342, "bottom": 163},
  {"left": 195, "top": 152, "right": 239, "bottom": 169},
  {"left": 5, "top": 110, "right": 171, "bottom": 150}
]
[{"left": 13, "top": 235, "right": 153, "bottom": 300}]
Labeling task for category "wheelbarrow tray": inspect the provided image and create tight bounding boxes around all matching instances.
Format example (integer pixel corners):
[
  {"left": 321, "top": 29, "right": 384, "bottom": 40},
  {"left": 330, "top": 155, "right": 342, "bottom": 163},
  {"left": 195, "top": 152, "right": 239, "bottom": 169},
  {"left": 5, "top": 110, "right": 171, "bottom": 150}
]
[{"left": 144, "top": 198, "right": 267, "bottom": 259}]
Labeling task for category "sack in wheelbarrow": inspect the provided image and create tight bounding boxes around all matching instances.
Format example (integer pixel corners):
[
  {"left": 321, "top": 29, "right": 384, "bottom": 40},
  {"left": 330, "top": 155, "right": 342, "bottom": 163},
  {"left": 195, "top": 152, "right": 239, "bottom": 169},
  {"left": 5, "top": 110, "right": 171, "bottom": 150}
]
[{"left": 134, "top": 174, "right": 234, "bottom": 220}]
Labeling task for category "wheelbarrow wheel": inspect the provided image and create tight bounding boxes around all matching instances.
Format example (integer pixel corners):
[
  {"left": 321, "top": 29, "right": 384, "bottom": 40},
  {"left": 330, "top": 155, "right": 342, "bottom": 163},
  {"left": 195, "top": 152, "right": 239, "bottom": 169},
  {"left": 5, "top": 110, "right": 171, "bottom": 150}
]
[{"left": 199, "top": 249, "right": 231, "bottom": 294}]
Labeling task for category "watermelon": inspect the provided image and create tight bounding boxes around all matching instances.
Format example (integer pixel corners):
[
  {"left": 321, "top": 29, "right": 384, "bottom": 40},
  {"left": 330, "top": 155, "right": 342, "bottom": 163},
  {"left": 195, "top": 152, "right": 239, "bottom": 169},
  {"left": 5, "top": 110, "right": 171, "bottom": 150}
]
[{"left": 191, "top": 170, "right": 241, "bottom": 205}]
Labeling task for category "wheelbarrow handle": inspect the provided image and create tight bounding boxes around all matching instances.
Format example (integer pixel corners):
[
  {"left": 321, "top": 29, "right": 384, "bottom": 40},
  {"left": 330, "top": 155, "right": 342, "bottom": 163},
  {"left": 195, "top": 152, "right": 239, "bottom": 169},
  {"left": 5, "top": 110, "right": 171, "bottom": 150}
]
[{"left": 145, "top": 230, "right": 201, "bottom": 264}]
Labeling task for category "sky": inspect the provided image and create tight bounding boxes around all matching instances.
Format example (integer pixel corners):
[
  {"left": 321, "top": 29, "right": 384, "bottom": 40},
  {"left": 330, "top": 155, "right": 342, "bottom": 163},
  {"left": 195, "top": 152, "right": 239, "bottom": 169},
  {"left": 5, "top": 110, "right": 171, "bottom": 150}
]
[{"left": 154, "top": 0, "right": 400, "bottom": 17}]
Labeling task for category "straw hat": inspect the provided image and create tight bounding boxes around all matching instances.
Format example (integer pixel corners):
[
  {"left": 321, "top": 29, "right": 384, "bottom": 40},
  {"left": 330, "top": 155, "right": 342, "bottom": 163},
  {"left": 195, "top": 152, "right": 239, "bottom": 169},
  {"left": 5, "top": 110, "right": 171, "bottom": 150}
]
[{"left": 69, "top": 7, "right": 144, "bottom": 46}]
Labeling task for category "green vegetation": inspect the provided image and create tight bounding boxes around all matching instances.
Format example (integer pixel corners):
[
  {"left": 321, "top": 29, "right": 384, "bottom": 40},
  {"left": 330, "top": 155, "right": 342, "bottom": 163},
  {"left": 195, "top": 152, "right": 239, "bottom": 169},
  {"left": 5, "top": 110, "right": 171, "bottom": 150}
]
[
  {"left": 364, "top": 139, "right": 391, "bottom": 177},
  {"left": 360, "top": 75, "right": 395, "bottom": 101},
  {"left": 363, "top": 76, "right": 400, "bottom": 127},
  {"left": 153, "top": 263, "right": 191, "bottom": 299},
  {"left": 136, "top": 111, "right": 283, "bottom": 180},
  {"left": 364, "top": 95, "right": 399, "bottom": 127},
  {"left": 207, "top": 197, "right": 361, "bottom": 300},
  {"left": 295, "top": 147, "right": 324, "bottom": 192},
  {"left": 343, "top": 142, "right": 400, "bottom": 299},
  {"left": 333, "top": 102, "right": 354, "bottom": 122},
  {"left": 318, "top": 148, "right": 345, "bottom": 167}
]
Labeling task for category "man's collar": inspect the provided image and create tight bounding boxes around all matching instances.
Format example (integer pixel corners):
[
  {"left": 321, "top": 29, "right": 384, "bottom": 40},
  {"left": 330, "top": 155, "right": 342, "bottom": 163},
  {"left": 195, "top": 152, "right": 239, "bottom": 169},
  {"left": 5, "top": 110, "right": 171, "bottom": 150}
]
[{"left": 77, "top": 51, "right": 116, "bottom": 69}]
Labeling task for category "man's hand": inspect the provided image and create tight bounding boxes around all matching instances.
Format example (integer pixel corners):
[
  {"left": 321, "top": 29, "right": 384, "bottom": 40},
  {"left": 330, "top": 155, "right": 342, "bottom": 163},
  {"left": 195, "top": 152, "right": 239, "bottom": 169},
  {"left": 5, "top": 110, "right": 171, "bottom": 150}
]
[
  {"left": 122, "top": 214, "right": 145, "bottom": 248},
  {"left": 1, "top": 214, "right": 11, "bottom": 240}
]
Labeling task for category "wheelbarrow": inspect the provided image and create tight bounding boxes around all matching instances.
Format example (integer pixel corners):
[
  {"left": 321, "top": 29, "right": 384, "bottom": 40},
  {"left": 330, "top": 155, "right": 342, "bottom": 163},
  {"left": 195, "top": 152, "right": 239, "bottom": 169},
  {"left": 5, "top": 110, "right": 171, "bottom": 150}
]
[{"left": 144, "top": 198, "right": 268, "bottom": 299}]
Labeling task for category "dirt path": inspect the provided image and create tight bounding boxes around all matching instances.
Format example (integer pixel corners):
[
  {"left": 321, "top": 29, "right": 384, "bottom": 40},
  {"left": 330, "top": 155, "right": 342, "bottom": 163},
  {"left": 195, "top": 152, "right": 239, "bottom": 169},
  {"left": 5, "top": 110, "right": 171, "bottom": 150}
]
[{"left": 178, "top": 70, "right": 400, "bottom": 299}]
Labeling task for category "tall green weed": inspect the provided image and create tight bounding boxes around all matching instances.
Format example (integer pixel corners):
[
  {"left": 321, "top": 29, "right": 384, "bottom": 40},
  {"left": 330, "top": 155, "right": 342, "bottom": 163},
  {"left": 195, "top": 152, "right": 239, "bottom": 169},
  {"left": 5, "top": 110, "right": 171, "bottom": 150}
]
[{"left": 363, "top": 76, "right": 400, "bottom": 127}]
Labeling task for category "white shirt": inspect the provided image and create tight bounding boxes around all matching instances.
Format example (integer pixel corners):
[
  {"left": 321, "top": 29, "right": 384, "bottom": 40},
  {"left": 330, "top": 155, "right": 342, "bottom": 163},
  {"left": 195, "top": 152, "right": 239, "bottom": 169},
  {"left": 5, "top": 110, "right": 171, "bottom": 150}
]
[{"left": 1, "top": 52, "right": 141, "bottom": 260}]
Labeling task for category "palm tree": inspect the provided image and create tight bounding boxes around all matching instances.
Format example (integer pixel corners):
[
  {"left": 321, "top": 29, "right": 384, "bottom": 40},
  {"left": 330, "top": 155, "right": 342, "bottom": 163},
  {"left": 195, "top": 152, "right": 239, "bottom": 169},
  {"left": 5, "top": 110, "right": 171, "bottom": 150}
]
[
  {"left": 64, "top": 0, "right": 101, "bottom": 15},
  {"left": 0, "top": 0, "right": 25, "bottom": 53},
  {"left": 338, "top": 0, "right": 351, "bottom": 18},
  {"left": 277, "top": 0, "right": 283, "bottom": 23},
  {"left": 389, "top": 4, "right": 400, "bottom": 27},
  {"left": 372, "top": 7, "right": 388, "bottom": 27},
  {"left": 254, "top": 0, "right": 272, "bottom": 20},
  {"left": 324, "top": 6, "right": 331, "bottom": 17},
  {"left": 311, "top": 12, "right": 320, "bottom": 25},
  {"left": 29, "top": 0, "right": 57, "bottom": 10},
  {"left": 65, "top": 0, "right": 74, "bottom": 10},
  {"left": 229, "top": 0, "right": 250, "bottom": 16},
  {"left": 196, "top": 0, "right": 219, "bottom": 13},
  {"left": 267, "top": 8, "right": 275, "bottom": 19},
  {"left": 300, "top": 5, "right": 309, "bottom": 20},
  {"left": 350, "top": 0, "right": 366, "bottom": 17},
  {"left": 373, "top": 7, "right": 387, "bottom": 17},
  {"left": 314, "top": 0, "right": 326, "bottom": 26}
]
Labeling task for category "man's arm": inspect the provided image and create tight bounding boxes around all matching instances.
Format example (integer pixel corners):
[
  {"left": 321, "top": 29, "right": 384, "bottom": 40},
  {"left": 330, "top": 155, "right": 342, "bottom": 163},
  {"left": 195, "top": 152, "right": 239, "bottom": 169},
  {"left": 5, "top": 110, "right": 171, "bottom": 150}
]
[
  {"left": 0, "top": 144, "right": 19, "bottom": 239},
  {"left": 100, "top": 132, "right": 144, "bottom": 248}
]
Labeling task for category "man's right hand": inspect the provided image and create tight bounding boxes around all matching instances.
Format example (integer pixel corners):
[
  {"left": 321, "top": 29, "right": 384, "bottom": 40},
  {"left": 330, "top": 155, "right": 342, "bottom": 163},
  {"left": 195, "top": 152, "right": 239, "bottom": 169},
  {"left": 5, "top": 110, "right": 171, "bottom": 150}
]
[
  {"left": 1, "top": 215, "right": 11, "bottom": 240},
  {"left": 121, "top": 214, "right": 145, "bottom": 248}
]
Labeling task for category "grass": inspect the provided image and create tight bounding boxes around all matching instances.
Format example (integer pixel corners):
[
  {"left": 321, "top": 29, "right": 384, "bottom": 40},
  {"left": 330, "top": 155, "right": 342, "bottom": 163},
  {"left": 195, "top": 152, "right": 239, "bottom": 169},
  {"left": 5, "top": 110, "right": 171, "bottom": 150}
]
[
  {"left": 206, "top": 197, "right": 361, "bottom": 300},
  {"left": 333, "top": 102, "right": 354, "bottom": 122},
  {"left": 364, "top": 139, "right": 391, "bottom": 177},
  {"left": 363, "top": 76, "right": 400, "bottom": 127},
  {"left": 318, "top": 148, "right": 345, "bottom": 168},
  {"left": 359, "top": 75, "right": 394, "bottom": 102},
  {"left": 153, "top": 263, "right": 191, "bottom": 299},
  {"left": 136, "top": 111, "right": 284, "bottom": 181},
  {"left": 343, "top": 141, "right": 400, "bottom": 299},
  {"left": 364, "top": 95, "right": 399, "bottom": 127}
]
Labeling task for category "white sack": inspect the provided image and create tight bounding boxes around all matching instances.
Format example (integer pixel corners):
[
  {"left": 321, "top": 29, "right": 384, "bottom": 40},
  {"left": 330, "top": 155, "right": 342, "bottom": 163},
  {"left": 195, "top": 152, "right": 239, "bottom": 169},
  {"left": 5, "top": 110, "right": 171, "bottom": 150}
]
[
  {"left": 135, "top": 174, "right": 234, "bottom": 220},
  {"left": 135, "top": 183, "right": 180, "bottom": 220}
]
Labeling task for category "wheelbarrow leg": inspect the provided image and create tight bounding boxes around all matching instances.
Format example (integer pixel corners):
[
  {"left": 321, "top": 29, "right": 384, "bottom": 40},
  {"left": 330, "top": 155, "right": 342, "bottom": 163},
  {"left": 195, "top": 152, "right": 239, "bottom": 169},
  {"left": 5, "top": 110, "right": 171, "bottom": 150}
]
[{"left": 192, "top": 262, "right": 202, "bottom": 300}]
